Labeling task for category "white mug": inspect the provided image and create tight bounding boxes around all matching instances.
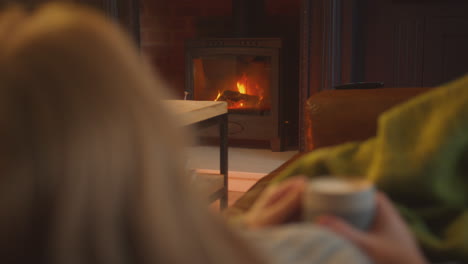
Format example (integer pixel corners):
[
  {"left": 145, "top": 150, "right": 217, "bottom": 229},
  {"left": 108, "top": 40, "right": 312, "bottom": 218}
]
[{"left": 303, "top": 177, "right": 376, "bottom": 230}]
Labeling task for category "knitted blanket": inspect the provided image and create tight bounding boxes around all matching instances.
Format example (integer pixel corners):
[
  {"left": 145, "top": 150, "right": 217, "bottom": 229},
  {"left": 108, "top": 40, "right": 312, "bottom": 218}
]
[{"left": 274, "top": 75, "right": 468, "bottom": 262}]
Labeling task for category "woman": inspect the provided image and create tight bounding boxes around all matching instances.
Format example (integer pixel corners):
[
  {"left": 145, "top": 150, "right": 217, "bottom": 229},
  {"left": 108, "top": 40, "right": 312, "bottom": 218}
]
[
  {"left": 0, "top": 4, "right": 262, "bottom": 263},
  {"left": 0, "top": 3, "right": 427, "bottom": 264}
]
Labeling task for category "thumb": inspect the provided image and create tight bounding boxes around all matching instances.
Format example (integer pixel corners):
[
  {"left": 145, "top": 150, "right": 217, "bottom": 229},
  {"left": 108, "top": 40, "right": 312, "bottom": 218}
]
[{"left": 316, "top": 215, "right": 372, "bottom": 249}]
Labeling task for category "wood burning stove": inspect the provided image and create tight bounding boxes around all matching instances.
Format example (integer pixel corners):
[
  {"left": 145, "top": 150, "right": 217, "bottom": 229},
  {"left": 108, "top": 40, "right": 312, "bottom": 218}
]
[{"left": 185, "top": 38, "right": 285, "bottom": 151}]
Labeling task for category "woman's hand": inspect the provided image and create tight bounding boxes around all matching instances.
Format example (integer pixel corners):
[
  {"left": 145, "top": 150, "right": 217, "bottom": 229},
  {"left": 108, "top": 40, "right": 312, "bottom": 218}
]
[
  {"left": 317, "top": 192, "right": 428, "bottom": 264},
  {"left": 244, "top": 176, "right": 307, "bottom": 228}
]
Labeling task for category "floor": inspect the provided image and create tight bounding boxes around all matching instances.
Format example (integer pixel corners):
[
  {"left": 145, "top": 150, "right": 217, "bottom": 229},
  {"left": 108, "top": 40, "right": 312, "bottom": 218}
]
[
  {"left": 188, "top": 145, "right": 298, "bottom": 174},
  {"left": 188, "top": 145, "right": 298, "bottom": 207}
]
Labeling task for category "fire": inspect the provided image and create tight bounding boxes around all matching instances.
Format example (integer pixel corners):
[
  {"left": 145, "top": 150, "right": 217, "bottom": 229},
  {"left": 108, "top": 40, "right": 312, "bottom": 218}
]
[
  {"left": 236, "top": 74, "right": 248, "bottom": 94},
  {"left": 214, "top": 90, "right": 221, "bottom": 101},
  {"left": 237, "top": 81, "right": 246, "bottom": 94},
  {"left": 213, "top": 73, "right": 266, "bottom": 110}
]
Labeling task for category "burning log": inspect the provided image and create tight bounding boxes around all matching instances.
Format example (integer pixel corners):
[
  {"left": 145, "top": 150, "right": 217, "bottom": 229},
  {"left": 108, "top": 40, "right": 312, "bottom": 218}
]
[{"left": 218, "top": 90, "right": 260, "bottom": 108}]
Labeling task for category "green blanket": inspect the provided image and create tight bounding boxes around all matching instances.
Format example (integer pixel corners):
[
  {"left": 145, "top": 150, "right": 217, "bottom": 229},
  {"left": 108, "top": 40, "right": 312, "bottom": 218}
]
[{"left": 275, "top": 74, "right": 468, "bottom": 262}]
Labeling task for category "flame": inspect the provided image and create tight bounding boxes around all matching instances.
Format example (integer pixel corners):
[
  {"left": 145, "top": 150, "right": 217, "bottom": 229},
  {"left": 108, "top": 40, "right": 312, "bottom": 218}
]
[
  {"left": 237, "top": 81, "right": 246, "bottom": 94},
  {"left": 214, "top": 90, "right": 221, "bottom": 101},
  {"left": 237, "top": 73, "right": 249, "bottom": 94},
  {"left": 212, "top": 73, "right": 267, "bottom": 110}
]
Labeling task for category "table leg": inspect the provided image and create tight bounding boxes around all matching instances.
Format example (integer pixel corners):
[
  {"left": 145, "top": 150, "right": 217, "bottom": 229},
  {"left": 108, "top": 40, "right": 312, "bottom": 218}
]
[{"left": 219, "top": 113, "right": 228, "bottom": 209}]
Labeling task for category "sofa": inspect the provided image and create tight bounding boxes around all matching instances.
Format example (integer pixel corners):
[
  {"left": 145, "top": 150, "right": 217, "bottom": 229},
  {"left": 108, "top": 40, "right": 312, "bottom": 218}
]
[{"left": 224, "top": 87, "right": 430, "bottom": 218}]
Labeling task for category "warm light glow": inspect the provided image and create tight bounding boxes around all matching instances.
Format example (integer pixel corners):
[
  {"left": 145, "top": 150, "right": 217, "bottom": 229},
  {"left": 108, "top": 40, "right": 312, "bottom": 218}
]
[
  {"left": 256, "top": 84, "right": 263, "bottom": 102},
  {"left": 236, "top": 73, "right": 249, "bottom": 94},
  {"left": 211, "top": 73, "right": 267, "bottom": 110},
  {"left": 214, "top": 90, "right": 221, "bottom": 101},
  {"left": 237, "top": 81, "right": 246, "bottom": 94}
]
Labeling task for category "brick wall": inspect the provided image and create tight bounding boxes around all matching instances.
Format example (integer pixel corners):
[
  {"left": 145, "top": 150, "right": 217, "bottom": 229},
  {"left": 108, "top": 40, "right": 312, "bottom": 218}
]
[
  {"left": 139, "top": 0, "right": 300, "bottom": 97},
  {"left": 266, "top": 0, "right": 301, "bottom": 15},
  {"left": 139, "top": 0, "right": 230, "bottom": 96}
]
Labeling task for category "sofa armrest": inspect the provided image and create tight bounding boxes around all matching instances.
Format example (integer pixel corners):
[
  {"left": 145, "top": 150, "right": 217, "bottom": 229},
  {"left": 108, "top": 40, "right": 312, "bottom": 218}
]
[{"left": 304, "top": 87, "right": 429, "bottom": 151}]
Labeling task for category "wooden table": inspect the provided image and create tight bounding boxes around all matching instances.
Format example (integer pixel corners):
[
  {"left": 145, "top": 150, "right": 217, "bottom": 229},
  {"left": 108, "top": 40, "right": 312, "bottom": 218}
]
[{"left": 164, "top": 100, "right": 229, "bottom": 209}]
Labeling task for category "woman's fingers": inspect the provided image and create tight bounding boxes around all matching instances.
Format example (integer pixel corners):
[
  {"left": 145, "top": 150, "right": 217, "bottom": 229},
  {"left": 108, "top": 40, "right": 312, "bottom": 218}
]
[
  {"left": 263, "top": 177, "right": 307, "bottom": 207},
  {"left": 260, "top": 181, "right": 305, "bottom": 225},
  {"left": 317, "top": 192, "right": 428, "bottom": 264},
  {"left": 245, "top": 176, "right": 308, "bottom": 228},
  {"left": 316, "top": 215, "right": 371, "bottom": 249}
]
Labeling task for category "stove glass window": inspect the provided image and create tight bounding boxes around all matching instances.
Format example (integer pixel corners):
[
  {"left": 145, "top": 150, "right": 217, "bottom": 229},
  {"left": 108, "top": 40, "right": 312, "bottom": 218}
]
[{"left": 192, "top": 54, "right": 272, "bottom": 114}]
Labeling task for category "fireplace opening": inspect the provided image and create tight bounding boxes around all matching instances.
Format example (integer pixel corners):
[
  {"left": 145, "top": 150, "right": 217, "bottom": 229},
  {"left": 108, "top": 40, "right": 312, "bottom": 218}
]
[
  {"left": 193, "top": 54, "right": 271, "bottom": 114},
  {"left": 186, "top": 38, "right": 284, "bottom": 151},
  {"left": 184, "top": 0, "right": 296, "bottom": 151}
]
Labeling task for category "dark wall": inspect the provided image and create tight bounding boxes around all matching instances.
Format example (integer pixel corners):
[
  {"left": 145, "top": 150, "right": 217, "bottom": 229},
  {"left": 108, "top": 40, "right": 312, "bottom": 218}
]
[
  {"left": 354, "top": 0, "right": 468, "bottom": 88},
  {"left": 299, "top": 0, "right": 468, "bottom": 150},
  {"left": 302, "top": 0, "right": 468, "bottom": 95},
  {"left": 0, "top": 0, "right": 139, "bottom": 43}
]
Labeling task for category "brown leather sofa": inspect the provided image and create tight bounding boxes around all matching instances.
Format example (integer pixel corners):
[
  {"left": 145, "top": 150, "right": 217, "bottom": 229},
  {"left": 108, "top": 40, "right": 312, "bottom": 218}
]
[{"left": 224, "top": 87, "right": 429, "bottom": 218}]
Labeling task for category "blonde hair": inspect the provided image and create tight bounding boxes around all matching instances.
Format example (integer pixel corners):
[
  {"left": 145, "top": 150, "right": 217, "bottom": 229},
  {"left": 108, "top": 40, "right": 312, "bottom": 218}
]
[{"left": 0, "top": 3, "right": 263, "bottom": 264}]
